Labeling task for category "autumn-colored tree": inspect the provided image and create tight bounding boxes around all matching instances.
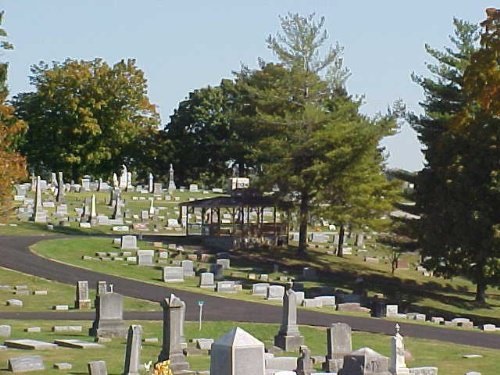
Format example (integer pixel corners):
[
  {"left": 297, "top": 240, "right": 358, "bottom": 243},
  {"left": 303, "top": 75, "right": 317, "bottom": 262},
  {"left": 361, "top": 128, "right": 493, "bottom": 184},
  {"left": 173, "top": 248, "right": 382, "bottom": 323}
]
[
  {"left": 14, "top": 58, "right": 160, "bottom": 181},
  {"left": 0, "top": 11, "right": 27, "bottom": 220}
]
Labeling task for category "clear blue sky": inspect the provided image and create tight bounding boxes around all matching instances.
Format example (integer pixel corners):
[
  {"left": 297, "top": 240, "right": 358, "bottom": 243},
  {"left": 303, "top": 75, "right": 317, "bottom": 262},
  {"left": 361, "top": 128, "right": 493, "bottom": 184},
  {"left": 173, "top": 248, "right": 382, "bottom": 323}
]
[{"left": 2, "top": 1, "right": 493, "bottom": 171}]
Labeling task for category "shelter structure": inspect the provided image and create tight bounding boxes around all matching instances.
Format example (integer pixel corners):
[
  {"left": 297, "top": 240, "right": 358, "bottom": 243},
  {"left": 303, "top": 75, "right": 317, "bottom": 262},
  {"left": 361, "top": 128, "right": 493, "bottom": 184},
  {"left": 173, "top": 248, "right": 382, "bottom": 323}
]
[{"left": 179, "top": 189, "right": 289, "bottom": 247}]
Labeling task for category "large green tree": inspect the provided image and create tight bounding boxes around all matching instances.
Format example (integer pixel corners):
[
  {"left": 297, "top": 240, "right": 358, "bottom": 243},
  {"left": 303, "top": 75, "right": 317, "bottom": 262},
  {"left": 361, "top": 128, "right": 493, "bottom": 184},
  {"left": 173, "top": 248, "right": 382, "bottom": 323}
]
[
  {"left": 411, "top": 15, "right": 499, "bottom": 302},
  {"left": 246, "top": 13, "right": 397, "bottom": 254},
  {"left": 0, "top": 11, "right": 26, "bottom": 219},
  {"left": 14, "top": 58, "right": 160, "bottom": 181}
]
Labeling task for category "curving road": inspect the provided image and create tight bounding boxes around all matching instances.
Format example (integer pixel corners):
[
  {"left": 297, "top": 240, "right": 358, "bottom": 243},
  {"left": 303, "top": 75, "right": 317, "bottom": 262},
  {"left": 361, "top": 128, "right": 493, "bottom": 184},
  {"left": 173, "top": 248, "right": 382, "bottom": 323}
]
[{"left": 0, "top": 235, "right": 499, "bottom": 350}]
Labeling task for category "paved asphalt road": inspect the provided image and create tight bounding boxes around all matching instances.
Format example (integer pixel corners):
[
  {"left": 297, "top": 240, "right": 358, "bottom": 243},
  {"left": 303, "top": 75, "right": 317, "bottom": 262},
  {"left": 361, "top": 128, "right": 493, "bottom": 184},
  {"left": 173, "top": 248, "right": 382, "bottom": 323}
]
[{"left": 0, "top": 235, "right": 498, "bottom": 349}]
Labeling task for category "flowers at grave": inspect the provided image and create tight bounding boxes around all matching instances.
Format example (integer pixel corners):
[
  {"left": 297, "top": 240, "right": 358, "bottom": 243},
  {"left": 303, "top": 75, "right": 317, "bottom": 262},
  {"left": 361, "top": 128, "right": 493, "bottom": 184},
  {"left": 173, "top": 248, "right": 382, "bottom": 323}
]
[{"left": 151, "top": 360, "right": 173, "bottom": 375}]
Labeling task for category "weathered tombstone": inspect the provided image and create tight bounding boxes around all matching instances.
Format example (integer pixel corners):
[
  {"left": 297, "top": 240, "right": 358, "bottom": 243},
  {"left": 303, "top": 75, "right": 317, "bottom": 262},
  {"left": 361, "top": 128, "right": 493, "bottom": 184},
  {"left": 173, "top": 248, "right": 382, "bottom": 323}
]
[
  {"left": 153, "top": 182, "right": 163, "bottom": 194},
  {"left": 389, "top": 324, "right": 409, "bottom": 375},
  {"left": 267, "top": 285, "right": 285, "bottom": 300},
  {"left": 56, "top": 171, "right": 64, "bottom": 203},
  {"left": 75, "top": 280, "right": 92, "bottom": 309},
  {"left": 8, "top": 355, "right": 44, "bottom": 373},
  {"left": 181, "top": 260, "right": 195, "bottom": 277},
  {"left": 355, "top": 233, "right": 365, "bottom": 247},
  {"left": 119, "top": 165, "right": 128, "bottom": 189},
  {"left": 274, "top": 288, "right": 304, "bottom": 351},
  {"left": 97, "top": 281, "right": 107, "bottom": 296},
  {"left": 148, "top": 173, "right": 154, "bottom": 193},
  {"left": 163, "top": 267, "right": 184, "bottom": 282},
  {"left": 216, "top": 281, "right": 237, "bottom": 293},
  {"left": 32, "top": 176, "right": 47, "bottom": 223},
  {"left": 339, "top": 347, "right": 390, "bottom": 375},
  {"left": 123, "top": 325, "right": 143, "bottom": 375},
  {"left": 121, "top": 235, "right": 138, "bottom": 250},
  {"left": 210, "top": 327, "right": 265, "bottom": 375},
  {"left": 323, "top": 323, "right": 352, "bottom": 372},
  {"left": 157, "top": 294, "right": 190, "bottom": 373},
  {"left": 90, "top": 291, "right": 127, "bottom": 338},
  {"left": 0, "top": 324, "right": 11, "bottom": 337},
  {"left": 386, "top": 305, "right": 399, "bottom": 317},
  {"left": 88, "top": 360, "right": 108, "bottom": 375},
  {"left": 296, "top": 346, "right": 314, "bottom": 375},
  {"left": 168, "top": 164, "right": 177, "bottom": 192},
  {"left": 217, "top": 258, "right": 231, "bottom": 270},
  {"left": 112, "top": 196, "right": 123, "bottom": 219},
  {"left": 199, "top": 272, "right": 216, "bottom": 289},
  {"left": 252, "top": 283, "right": 270, "bottom": 296},
  {"left": 137, "top": 250, "right": 154, "bottom": 266}
]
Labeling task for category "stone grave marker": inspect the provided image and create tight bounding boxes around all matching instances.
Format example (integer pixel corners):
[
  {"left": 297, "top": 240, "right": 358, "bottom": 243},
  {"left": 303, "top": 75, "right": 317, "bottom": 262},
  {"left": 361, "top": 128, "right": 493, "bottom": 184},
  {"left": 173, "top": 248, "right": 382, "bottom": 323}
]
[
  {"left": 216, "top": 281, "right": 237, "bottom": 293},
  {"left": 121, "top": 235, "right": 138, "bottom": 250},
  {"left": 274, "top": 288, "right": 304, "bottom": 351},
  {"left": 88, "top": 360, "right": 108, "bottom": 375},
  {"left": 252, "top": 283, "right": 270, "bottom": 296},
  {"left": 5, "top": 339, "right": 57, "bottom": 350},
  {"left": 8, "top": 355, "right": 44, "bottom": 373},
  {"left": 181, "top": 259, "right": 195, "bottom": 277},
  {"left": 90, "top": 291, "right": 127, "bottom": 338},
  {"left": 339, "top": 347, "right": 389, "bottom": 375},
  {"left": 199, "top": 273, "right": 216, "bottom": 289},
  {"left": 137, "top": 250, "right": 155, "bottom": 266},
  {"left": 210, "top": 327, "right": 265, "bottom": 375},
  {"left": 267, "top": 285, "right": 285, "bottom": 300},
  {"left": 76, "top": 280, "right": 92, "bottom": 309},
  {"left": 157, "top": 294, "right": 190, "bottom": 373},
  {"left": 123, "top": 325, "right": 143, "bottom": 375},
  {"left": 216, "top": 258, "right": 231, "bottom": 269},
  {"left": 323, "top": 323, "right": 352, "bottom": 372},
  {"left": 163, "top": 267, "right": 184, "bottom": 282},
  {"left": 0, "top": 325, "right": 11, "bottom": 337}
]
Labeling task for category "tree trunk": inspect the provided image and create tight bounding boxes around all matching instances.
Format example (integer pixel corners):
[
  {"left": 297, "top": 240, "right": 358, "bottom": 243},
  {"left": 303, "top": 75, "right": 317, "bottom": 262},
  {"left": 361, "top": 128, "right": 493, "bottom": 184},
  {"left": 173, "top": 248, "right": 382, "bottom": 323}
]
[
  {"left": 475, "top": 279, "right": 487, "bottom": 303},
  {"left": 337, "top": 224, "right": 345, "bottom": 257},
  {"left": 298, "top": 193, "right": 309, "bottom": 255}
]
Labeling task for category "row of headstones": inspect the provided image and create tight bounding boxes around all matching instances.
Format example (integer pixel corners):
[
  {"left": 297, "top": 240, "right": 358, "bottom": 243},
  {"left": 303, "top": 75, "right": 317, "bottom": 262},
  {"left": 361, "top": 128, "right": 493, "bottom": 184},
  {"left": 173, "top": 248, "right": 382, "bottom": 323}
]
[
  {"left": 289, "top": 232, "right": 365, "bottom": 247},
  {"left": 385, "top": 305, "right": 498, "bottom": 332}
]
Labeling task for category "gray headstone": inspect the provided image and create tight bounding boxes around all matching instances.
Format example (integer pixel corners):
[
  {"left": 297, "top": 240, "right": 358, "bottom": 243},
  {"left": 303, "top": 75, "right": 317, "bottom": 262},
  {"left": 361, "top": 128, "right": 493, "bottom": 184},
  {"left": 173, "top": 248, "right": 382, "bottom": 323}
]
[
  {"left": 296, "top": 346, "right": 314, "bottom": 375},
  {"left": 0, "top": 325, "right": 11, "bottom": 337},
  {"left": 137, "top": 250, "right": 154, "bottom": 266},
  {"left": 163, "top": 267, "right": 184, "bottom": 282},
  {"left": 8, "top": 355, "right": 44, "bottom": 373},
  {"left": 76, "top": 280, "right": 91, "bottom": 309},
  {"left": 216, "top": 281, "right": 237, "bottom": 293},
  {"left": 181, "top": 259, "right": 195, "bottom": 277},
  {"left": 274, "top": 289, "right": 304, "bottom": 351},
  {"left": 210, "top": 327, "right": 265, "bottom": 375},
  {"left": 339, "top": 347, "right": 390, "bottom": 375},
  {"left": 323, "top": 323, "right": 352, "bottom": 372},
  {"left": 90, "top": 292, "right": 127, "bottom": 338},
  {"left": 216, "top": 258, "right": 230, "bottom": 270},
  {"left": 121, "top": 235, "right": 138, "bottom": 250},
  {"left": 267, "top": 285, "right": 285, "bottom": 300},
  {"left": 252, "top": 283, "right": 270, "bottom": 296},
  {"left": 199, "top": 272, "right": 215, "bottom": 289},
  {"left": 157, "top": 294, "right": 190, "bottom": 373},
  {"left": 124, "top": 325, "right": 143, "bottom": 375},
  {"left": 88, "top": 360, "right": 108, "bottom": 375}
]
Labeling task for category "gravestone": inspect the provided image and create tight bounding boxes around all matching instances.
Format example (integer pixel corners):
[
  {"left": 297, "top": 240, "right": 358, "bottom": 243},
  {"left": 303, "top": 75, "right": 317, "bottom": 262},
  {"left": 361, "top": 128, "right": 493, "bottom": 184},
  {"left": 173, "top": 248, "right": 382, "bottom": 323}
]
[
  {"left": 90, "top": 291, "right": 127, "bottom": 338},
  {"left": 97, "top": 281, "right": 107, "bottom": 296},
  {"left": 148, "top": 173, "right": 154, "bottom": 193},
  {"left": 274, "top": 288, "right": 304, "bottom": 351},
  {"left": 386, "top": 305, "right": 399, "bottom": 317},
  {"left": 267, "top": 285, "right": 285, "bottom": 300},
  {"left": 199, "top": 273, "right": 216, "bottom": 289},
  {"left": 124, "top": 325, "right": 143, "bottom": 375},
  {"left": 163, "top": 267, "right": 184, "bottom": 282},
  {"left": 121, "top": 235, "right": 137, "bottom": 250},
  {"left": 157, "top": 294, "right": 190, "bottom": 373},
  {"left": 153, "top": 182, "right": 163, "bottom": 194},
  {"left": 217, "top": 281, "right": 237, "bottom": 293},
  {"left": 323, "top": 323, "right": 352, "bottom": 372},
  {"left": 296, "top": 346, "right": 314, "bottom": 375},
  {"left": 217, "top": 258, "right": 231, "bottom": 269},
  {"left": 56, "top": 172, "right": 64, "bottom": 203},
  {"left": 75, "top": 281, "right": 91, "bottom": 309},
  {"left": 210, "top": 327, "right": 265, "bottom": 375},
  {"left": 252, "top": 283, "right": 270, "bottom": 296},
  {"left": 8, "top": 355, "right": 44, "bottom": 373},
  {"left": 32, "top": 176, "right": 47, "bottom": 223},
  {"left": 168, "top": 164, "right": 177, "bottom": 192},
  {"left": 339, "top": 347, "right": 390, "bottom": 375},
  {"left": 389, "top": 324, "right": 409, "bottom": 375},
  {"left": 137, "top": 250, "right": 154, "bottom": 266},
  {"left": 181, "top": 259, "right": 195, "bottom": 277},
  {"left": 0, "top": 324, "right": 11, "bottom": 337},
  {"left": 88, "top": 360, "right": 108, "bottom": 375}
]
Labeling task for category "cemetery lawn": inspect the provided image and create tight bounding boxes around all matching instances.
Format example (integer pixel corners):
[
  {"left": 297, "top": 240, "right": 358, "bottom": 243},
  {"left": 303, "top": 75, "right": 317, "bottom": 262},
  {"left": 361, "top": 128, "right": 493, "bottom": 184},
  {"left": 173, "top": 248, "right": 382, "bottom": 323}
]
[
  {"left": 0, "top": 266, "right": 159, "bottom": 312},
  {"left": 0, "top": 320, "right": 498, "bottom": 374},
  {"left": 32, "top": 237, "right": 500, "bottom": 325}
]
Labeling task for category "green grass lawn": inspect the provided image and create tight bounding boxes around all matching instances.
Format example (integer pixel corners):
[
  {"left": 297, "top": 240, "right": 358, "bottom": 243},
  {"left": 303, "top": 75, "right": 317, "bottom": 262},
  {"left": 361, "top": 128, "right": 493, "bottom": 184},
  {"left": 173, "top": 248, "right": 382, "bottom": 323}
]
[
  {"left": 32, "top": 237, "right": 500, "bottom": 325},
  {"left": 0, "top": 320, "right": 496, "bottom": 375},
  {"left": 0, "top": 266, "right": 159, "bottom": 312}
]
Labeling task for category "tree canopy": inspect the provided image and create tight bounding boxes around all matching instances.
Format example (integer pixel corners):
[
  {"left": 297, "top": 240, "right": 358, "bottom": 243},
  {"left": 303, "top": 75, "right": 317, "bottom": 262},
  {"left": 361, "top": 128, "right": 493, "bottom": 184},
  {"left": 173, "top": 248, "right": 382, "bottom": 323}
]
[
  {"left": 411, "top": 13, "right": 499, "bottom": 303},
  {"left": 0, "top": 11, "right": 27, "bottom": 219},
  {"left": 14, "top": 58, "right": 160, "bottom": 181}
]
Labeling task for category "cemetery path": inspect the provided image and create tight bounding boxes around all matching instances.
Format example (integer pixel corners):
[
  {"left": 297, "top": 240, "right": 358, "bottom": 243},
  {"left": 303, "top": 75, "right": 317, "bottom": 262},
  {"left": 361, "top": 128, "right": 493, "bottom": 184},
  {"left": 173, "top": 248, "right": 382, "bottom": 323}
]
[{"left": 1, "top": 235, "right": 499, "bottom": 350}]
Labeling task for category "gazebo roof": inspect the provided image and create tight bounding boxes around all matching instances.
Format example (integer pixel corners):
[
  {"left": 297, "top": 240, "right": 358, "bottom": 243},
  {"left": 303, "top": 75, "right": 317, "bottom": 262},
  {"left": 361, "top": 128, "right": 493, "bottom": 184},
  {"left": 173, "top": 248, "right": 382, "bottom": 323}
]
[{"left": 180, "top": 189, "right": 280, "bottom": 209}]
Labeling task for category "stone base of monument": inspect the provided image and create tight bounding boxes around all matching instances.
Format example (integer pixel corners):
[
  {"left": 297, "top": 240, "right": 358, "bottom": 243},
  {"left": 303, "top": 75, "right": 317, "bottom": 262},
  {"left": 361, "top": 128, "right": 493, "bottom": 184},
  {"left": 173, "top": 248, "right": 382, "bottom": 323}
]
[
  {"left": 273, "top": 334, "right": 304, "bottom": 352},
  {"left": 89, "top": 320, "right": 128, "bottom": 339},
  {"left": 322, "top": 357, "right": 344, "bottom": 372},
  {"left": 75, "top": 300, "right": 92, "bottom": 309},
  {"left": 158, "top": 352, "right": 191, "bottom": 374}
]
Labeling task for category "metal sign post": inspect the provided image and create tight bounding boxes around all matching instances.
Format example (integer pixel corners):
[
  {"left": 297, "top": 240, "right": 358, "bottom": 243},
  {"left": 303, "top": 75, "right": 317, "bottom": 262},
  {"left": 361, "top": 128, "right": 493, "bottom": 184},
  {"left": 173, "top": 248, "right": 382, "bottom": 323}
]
[{"left": 198, "top": 300, "right": 204, "bottom": 331}]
